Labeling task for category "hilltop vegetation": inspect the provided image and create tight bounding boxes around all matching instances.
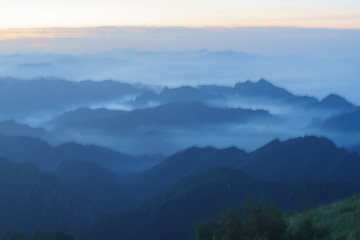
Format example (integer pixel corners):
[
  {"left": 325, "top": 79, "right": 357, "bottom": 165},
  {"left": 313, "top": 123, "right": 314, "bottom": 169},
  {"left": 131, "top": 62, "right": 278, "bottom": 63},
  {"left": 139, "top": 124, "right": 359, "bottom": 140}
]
[
  {"left": 290, "top": 195, "right": 360, "bottom": 240},
  {"left": 88, "top": 168, "right": 360, "bottom": 240},
  {"left": 196, "top": 195, "right": 360, "bottom": 240}
]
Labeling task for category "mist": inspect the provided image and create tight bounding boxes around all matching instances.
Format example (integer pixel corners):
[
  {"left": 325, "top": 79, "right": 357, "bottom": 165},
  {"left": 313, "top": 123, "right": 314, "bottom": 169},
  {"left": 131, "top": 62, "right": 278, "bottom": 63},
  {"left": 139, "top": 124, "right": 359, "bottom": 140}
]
[
  {"left": 0, "top": 51, "right": 359, "bottom": 105},
  {"left": 0, "top": 77, "right": 357, "bottom": 156},
  {"left": 0, "top": 27, "right": 359, "bottom": 104}
]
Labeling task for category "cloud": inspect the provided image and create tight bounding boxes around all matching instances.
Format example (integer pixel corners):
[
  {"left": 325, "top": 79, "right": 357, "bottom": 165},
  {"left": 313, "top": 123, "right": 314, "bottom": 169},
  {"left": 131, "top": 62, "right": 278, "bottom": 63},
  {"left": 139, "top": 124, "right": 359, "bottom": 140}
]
[{"left": 0, "top": 28, "right": 92, "bottom": 41}]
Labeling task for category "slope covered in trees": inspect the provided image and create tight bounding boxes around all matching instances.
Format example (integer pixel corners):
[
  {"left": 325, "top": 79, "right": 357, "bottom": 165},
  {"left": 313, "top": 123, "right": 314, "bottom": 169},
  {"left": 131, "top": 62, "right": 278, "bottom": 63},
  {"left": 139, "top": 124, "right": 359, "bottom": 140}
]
[
  {"left": 88, "top": 168, "right": 360, "bottom": 240},
  {"left": 195, "top": 195, "right": 360, "bottom": 240}
]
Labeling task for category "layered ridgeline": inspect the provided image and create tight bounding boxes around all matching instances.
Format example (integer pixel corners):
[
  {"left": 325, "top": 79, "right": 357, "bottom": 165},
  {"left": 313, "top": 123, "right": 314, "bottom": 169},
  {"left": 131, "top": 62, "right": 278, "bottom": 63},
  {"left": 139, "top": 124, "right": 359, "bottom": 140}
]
[
  {"left": 88, "top": 136, "right": 360, "bottom": 240},
  {"left": 0, "top": 78, "right": 355, "bottom": 122},
  {"left": 0, "top": 78, "right": 358, "bottom": 155},
  {"left": 131, "top": 79, "right": 356, "bottom": 111},
  {"left": 128, "top": 78, "right": 351, "bottom": 115},
  {"left": 0, "top": 135, "right": 162, "bottom": 173},
  {"left": 0, "top": 78, "right": 359, "bottom": 239},
  {"left": 130, "top": 136, "right": 360, "bottom": 202},
  {"left": 1, "top": 135, "right": 360, "bottom": 239},
  {"left": 46, "top": 102, "right": 272, "bottom": 132},
  {"left": 43, "top": 101, "right": 274, "bottom": 154}
]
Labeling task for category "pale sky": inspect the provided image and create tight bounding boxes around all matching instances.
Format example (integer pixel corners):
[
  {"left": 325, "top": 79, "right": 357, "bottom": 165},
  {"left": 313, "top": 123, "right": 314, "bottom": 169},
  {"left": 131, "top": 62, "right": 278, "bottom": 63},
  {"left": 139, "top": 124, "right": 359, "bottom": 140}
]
[{"left": 1, "top": 0, "right": 360, "bottom": 29}]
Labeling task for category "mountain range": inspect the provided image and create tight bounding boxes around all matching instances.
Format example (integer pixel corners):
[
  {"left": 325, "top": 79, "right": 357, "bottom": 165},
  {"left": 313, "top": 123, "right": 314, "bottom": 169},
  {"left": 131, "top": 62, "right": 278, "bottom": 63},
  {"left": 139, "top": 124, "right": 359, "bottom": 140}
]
[
  {"left": 0, "top": 77, "right": 359, "bottom": 239},
  {"left": 131, "top": 136, "right": 360, "bottom": 202},
  {"left": 1, "top": 135, "right": 360, "bottom": 239},
  {"left": 0, "top": 78, "right": 357, "bottom": 155},
  {"left": 47, "top": 101, "right": 272, "bottom": 132}
]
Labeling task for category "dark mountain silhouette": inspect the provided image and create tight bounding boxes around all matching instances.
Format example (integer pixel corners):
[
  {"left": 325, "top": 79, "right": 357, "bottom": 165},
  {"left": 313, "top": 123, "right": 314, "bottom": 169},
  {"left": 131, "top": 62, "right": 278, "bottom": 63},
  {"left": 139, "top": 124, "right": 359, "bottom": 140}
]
[
  {"left": 0, "top": 159, "right": 100, "bottom": 234},
  {"left": 132, "top": 86, "right": 223, "bottom": 106},
  {"left": 281, "top": 93, "right": 356, "bottom": 116},
  {"left": 317, "top": 94, "right": 356, "bottom": 110},
  {"left": 47, "top": 102, "right": 272, "bottom": 132},
  {"left": 0, "top": 135, "right": 161, "bottom": 173},
  {"left": 2, "top": 135, "right": 360, "bottom": 238},
  {"left": 132, "top": 79, "right": 293, "bottom": 107},
  {"left": 233, "top": 79, "right": 293, "bottom": 99},
  {"left": 241, "top": 136, "right": 360, "bottom": 183},
  {"left": 0, "top": 135, "right": 58, "bottom": 171},
  {"left": 55, "top": 160, "right": 130, "bottom": 213},
  {"left": 88, "top": 168, "right": 360, "bottom": 240},
  {"left": 320, "top": 109, "right": 360, "bottom": 132},
  {"left": 128, "top": 136, "right": 360, "bottom": 205},
  {"left": 120, "top": 136, "right": 360, "bottom": 208},
  {"left": 129, "top": 80, "right": 355, "bottom": 122},
  {"left": 131, "top": 146, "right": 247, "bottom": 200}
]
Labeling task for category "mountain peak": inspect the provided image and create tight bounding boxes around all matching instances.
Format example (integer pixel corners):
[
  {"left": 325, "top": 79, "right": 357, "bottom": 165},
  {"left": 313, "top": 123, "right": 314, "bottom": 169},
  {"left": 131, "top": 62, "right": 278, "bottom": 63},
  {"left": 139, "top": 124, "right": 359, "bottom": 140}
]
[
  {"left": 268, "top": 136, "right": 336, "bottom": 148},
  {"left": 320, "top": 94, "right": 355, "bottom": 109},
  {"left": 256, "top": 78, "right": 272, "bottom": 85},
  {"left": 234, "top": 79, "right": 293, "bottom": 99},
  {"left": 322, "top": 94, "right": 347, "bottom": 102},
  {"left": 253, "top": 136, "right": 340, "bottom": 160}
]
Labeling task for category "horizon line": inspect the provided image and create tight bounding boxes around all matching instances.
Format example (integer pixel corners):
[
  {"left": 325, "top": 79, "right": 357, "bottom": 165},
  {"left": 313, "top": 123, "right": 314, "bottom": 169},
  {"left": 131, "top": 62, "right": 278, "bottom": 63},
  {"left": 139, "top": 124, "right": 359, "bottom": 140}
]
[{"left": 1, "top": 25, "right": 360, "bottom": 31}]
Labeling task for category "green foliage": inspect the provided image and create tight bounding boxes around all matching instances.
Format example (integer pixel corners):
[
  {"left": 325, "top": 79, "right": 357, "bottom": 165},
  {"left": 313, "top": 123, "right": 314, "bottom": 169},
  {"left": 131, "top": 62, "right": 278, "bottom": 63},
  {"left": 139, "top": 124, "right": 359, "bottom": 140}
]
[
  {"left": 245, "top": 201, "right": 287, "bottom": 240},
  {"left": 196, "top": 211, "right": 244, "bottom": 240},
  {"left": 195, "top": 200, "right": 336, "bottom": 240},
  {"left": 286, "top": 216, "right": 330, "bottom": 240},
  {"left": 196, "top": 195, "right": 360, "bottom": 240},
  {"left": 290, "top": 195, "right": 360, "bottom": 240},
  {"left": 195, "top": 201, "right": 287, "bottom": 240}
]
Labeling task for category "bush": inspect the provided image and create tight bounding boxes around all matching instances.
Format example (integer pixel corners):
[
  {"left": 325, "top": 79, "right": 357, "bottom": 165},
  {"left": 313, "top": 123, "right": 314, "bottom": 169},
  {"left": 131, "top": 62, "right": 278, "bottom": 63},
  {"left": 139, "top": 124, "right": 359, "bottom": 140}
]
[
  {"left": 195, "top": 201, "right": 331, "bottom": 240},
  {"left": 195, "top": 201, "right": 287, "bottom": 240}
]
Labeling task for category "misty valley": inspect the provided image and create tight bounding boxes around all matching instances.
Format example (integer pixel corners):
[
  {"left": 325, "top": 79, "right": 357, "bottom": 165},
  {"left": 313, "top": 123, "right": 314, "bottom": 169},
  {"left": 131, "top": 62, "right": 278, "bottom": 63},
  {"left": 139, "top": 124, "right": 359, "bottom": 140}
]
[{"left": 0, "top": 77, "right": 360, "bottom": 240}]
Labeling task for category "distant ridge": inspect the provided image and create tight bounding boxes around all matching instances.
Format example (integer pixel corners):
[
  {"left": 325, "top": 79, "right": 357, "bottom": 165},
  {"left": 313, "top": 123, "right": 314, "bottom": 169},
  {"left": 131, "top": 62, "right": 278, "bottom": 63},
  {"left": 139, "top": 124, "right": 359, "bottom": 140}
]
[
  {"left": 320, "top": 109, "right": 360, "bottom": 132},
  {"left": 234, "top": 79, "right": 293, "bottom": 99},
  {"left": 317, "top": 94, "right": 356, "bottom": 110},
  {"left": 48, "top": 101, "right": 272, "bottom": 131}
]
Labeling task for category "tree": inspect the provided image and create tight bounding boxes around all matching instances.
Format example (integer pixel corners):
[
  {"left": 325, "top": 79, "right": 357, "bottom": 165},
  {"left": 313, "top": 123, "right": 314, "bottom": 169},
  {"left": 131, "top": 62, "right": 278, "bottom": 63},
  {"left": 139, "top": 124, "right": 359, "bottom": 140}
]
[{"left": 195, "top": 201, "right": 286, "bottom": 240}]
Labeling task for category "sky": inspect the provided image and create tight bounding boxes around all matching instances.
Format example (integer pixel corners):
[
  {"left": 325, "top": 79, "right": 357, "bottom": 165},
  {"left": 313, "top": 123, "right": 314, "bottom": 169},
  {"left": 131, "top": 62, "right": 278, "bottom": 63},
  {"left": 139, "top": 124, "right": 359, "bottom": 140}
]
[
  {"left": 0, "top": 0, "right": 359, "bottom": 55},
  {"left": 0, "top": 0, "right": 359, "bottom": 104},
  {"left": 1, "top": 0, "right": 360, "bottom": 29},
  {"left": 1, "top": 27, "right": 359, "bottom": 57}
]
